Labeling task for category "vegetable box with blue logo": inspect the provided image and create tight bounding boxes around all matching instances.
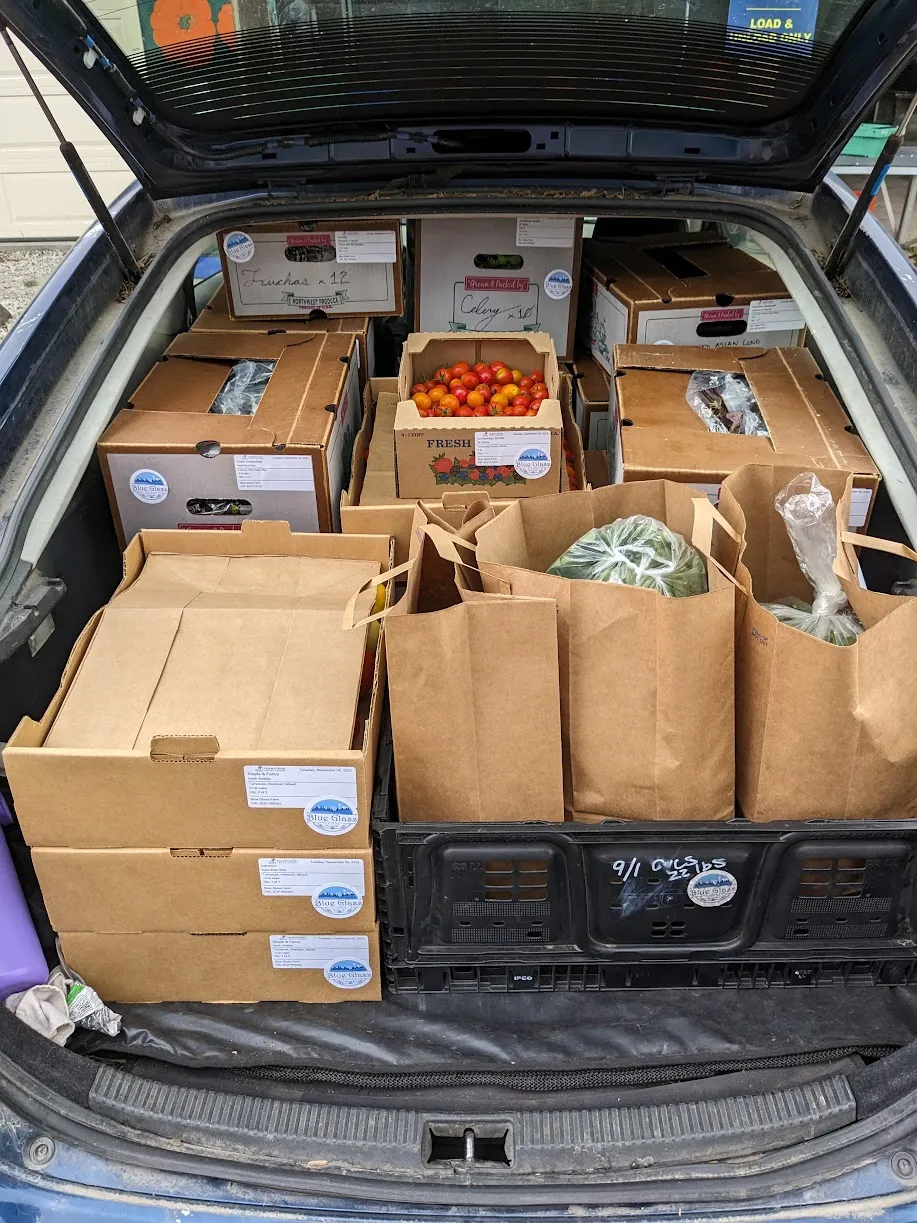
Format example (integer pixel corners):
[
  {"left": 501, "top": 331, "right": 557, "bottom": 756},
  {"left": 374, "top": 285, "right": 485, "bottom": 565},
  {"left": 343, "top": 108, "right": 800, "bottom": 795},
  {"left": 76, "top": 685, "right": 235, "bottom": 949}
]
[{"left": 393, "top": 332, "right": 573, "bottom": 498}]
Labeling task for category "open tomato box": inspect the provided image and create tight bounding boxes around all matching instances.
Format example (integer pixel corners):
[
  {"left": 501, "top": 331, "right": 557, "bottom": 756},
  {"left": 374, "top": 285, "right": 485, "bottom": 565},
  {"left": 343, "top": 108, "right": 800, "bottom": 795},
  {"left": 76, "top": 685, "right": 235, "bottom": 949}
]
[{"left": 394, "top": 333, "right": 564, "bottom": 499}]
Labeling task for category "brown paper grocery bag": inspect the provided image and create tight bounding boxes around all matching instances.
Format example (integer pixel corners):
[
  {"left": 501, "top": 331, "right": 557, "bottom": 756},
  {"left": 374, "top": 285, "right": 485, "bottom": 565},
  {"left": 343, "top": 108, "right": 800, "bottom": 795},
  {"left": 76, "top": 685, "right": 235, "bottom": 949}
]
[
  {"left": 719, "top": 464, "right": 917, "bottom": 822},
  {"left": 384, "top": 501, "right": 565, "bottom": 824},
  {"left": 473, "top": 482, "right": 739, "bottom": 822}
]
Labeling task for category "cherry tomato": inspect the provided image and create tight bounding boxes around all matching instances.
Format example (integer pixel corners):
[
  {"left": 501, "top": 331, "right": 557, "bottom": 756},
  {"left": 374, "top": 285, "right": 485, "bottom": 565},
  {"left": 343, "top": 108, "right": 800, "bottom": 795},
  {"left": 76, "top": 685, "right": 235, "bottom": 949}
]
[
  {"left": 477, "top": 384, "right": 492, "bottom": 401},
  {"left": 473, "top": 362, "right": 491, "bottom": 374},
  {"left": 526, "top": 408, "right": 538, "bottom": 416},
  {"left": 472, "top": 407, "right": 490, "bottom": 416},
  {"left": 512, "top": 394, "right": 532, "bottom": 409},
  {"left": 461, "top": 371, "right": 479, "bottom": 390},
  {"left": 448, "top": 377, "right": 464, "bottom": 391},
  {"left": 428, "top": 386, "right": 447, "bottom": 403},
  {"left": 413, "top": 392, "right": 433, "bottom": 412},
  {"left": 490, "top": 392, "right": 509, "bottom": 411},
  {"left": 453, "top": 387, "right": 469, "bottom": 404},
  {"left": 476, "top": 368, "right": 496, "bottom": 386},
  {"left": 440, "top": 394, "right": 460, "bottom": 414},
  {"left": 529, "top": 370, "right": 545, "bottom": 383},
  {"left": 412, "top": 382, "right": 428, "bottom": 395},
  {"left": 494, "top": 367, "right": 514, "bottom": 385},
  {"left": 501, "top": 384, "right": 520, "bottom": 401},
  {"left": 511, "top": 368, "right": 524, "bottom": 382},
  {"left": 451, "top": 361, "right": 471, "bottom": 377},
  {"left": 510, "top": 405, "right": 528, "bottom": 416},
  {"left": 518, "top": 377, "right": 534, "bottom": 391},
  {"left": 466, "top": 390, "right": 485, "bottom": 409},
  {"left": 454, "top": 407, "right": 474, "bottom": 417},
  {"left": 435, "top": 367, "right": 451, "bottom": 383}
]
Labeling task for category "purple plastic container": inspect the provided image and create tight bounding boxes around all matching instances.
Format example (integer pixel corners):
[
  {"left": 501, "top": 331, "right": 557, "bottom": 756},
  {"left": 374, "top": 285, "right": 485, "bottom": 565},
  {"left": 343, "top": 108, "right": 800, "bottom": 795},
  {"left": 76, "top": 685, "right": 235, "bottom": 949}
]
[{"left": 0, "top": 827, "right": 47, "bottom": 1000}]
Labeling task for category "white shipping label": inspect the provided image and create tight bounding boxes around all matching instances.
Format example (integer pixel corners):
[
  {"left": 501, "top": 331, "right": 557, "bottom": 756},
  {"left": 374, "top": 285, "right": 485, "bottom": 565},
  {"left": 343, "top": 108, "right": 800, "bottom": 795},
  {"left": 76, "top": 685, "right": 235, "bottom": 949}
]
[
  {"left": 244, "top": 766, "right": 359, "bottom": 836},
  {"left": 475, "top": 430, "right": 553, "bottom": 479},
  {"left": 234, "top": 454, "right": 315, "bottom": 492},
  {"left": 746, "top": 298, "right": 806, "bottom": 333},
  {"left": 258, "top": 857, "right": 365, "bottom": 901},
  {"left": 848, "top": 487, "right": 873, "bottom": 529},
  {"left": 516, "top": 217, "right": 576, "bottom": 248},
  {"left": 269, "top": 935, "right": 372, "bottom": 991},
  {"left": 334, "top": 230, "right": 397, "bottom": 263}
]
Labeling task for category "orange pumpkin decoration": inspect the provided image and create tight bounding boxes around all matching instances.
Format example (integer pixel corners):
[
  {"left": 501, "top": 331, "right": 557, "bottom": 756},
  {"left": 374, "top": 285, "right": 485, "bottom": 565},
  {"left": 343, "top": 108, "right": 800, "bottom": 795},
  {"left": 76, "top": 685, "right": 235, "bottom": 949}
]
[
  {"left": 216, "top": 2, "right": 236, "bottom": 47},
  {"left": 150, "top": 0, "right": 216, "bottom": 62}
]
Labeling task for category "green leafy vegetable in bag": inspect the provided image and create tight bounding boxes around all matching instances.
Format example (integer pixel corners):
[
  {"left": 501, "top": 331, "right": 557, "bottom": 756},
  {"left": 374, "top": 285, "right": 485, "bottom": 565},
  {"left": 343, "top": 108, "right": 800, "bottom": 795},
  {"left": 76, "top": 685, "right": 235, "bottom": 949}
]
[{"left": 547, "top": 514, "right": 708, "bottom": 597}]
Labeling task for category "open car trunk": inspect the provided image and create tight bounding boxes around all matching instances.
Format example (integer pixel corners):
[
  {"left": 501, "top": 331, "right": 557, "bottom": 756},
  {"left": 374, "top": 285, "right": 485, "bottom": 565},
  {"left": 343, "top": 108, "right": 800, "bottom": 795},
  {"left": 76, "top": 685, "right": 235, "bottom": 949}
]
[{"left": 1, "top": 184, "right": 917, "bottom": 1205}]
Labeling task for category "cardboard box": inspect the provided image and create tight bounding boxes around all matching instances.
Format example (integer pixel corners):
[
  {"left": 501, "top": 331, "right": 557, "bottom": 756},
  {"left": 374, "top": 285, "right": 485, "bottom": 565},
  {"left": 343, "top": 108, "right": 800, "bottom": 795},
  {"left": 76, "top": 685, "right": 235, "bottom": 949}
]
[
  {"left": 192, "top": 285, "right": 377, "bottom": 381},
  {"left": 218, "top": 220, "right": 402, "bottom": 320},
  {"left": 342, "top": 374, "right": 586, "bottom": 561},
  {"left": 99, "top": 330, "right": 363, "bottom": 543},
  {"left": 571, "top": 353, "right": 610, "bottom": 451},
  {"left": 33, "top": 848, "right": 375, "bottom": 934},
  {"left": 385, "top": 502, "right": 565, "bottom": 823},
  {"left": 581, "top": 233, "right": 805, "bottom": 374},
  {"left": 59, "top": 929, "right": 382, "bottom": 1002},
  {"left": 611, "top": 345, "right": 880, "bottom": 524},
  {"left": 394, "top": 333, "right": 564, "bottom": 500},
  {"left": 719, "top": 465, "right": 917, "bottom": 823},
  {"left": 584, "top": 450, "right": 609, "bottom": 489},
  {"left": 474, "top": 483, "right": 738, "bottom": 822},
  {"left": 412, "top": 216, "right": 581, "bottom": 359},
  {"left": 4, "top": 521, "right": 393, "bottom": 850}
]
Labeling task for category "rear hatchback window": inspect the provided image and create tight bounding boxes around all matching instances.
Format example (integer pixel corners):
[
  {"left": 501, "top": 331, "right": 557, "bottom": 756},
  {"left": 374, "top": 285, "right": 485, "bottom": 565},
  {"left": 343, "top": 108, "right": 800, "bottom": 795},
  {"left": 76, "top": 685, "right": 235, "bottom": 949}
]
[{"left": 85, "top": 0, "right": 871, "bottom": 135}]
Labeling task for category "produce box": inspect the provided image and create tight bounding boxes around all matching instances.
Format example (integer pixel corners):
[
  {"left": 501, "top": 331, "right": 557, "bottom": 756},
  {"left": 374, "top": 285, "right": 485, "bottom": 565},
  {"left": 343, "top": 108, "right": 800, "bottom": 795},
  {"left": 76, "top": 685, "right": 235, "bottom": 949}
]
[
  {"left": 342, "top": 375, "right": 585, "bottom": 562},
  {"left": 98, "top": 329, "right": 362, "bottom": 542},
  {"left": 412, "top": 216, "right": 581, "bottom": 358},
  {"left": 192, "top": 284, "right": 377, "bottom": 383},
  {"left": 59, "top": 929, "right": 382, "bottom": 1003},
  {"left": 571, "top": 352, "right": 611, "bottom": 450},
  {"left": 5, "top": 522, "right": 393, "bottom": 851},
  {"left": 611, "top": 344, "right": 879, "bottom": 524},
  {"left": 474, "top": 483, "right": 739, "bottom": 823},
  {"left": 217, "top": 220, "right": 403, "bottom": 320},
  {"left": 33, "top": 848, "right": 376, "bottom": 934},
  {"left": 580, "top": 233, "right": 804, "bottom": 373},
  {"left": 394, "top": 333, "right": 564, "bottom": 500}
]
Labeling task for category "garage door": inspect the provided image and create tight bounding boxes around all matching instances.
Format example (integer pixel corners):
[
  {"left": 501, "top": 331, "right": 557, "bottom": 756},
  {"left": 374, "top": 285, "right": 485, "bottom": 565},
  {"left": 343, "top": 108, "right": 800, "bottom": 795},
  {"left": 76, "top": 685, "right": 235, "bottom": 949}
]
[{"left": 0, "top": 15, "right": 137, "bottom": 241}]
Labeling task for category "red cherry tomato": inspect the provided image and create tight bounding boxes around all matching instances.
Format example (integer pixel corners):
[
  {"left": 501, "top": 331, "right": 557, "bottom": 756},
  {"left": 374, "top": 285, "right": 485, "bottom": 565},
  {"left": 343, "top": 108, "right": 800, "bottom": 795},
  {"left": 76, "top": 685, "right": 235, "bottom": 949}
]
[
  {"left": 529, "top": 370, "right": 545, "bottom": 383},
  {"left": 476, "top": 368, "right": 496, "bottom": 386},
  {"left": 454, "top": 407, "right": 474, "bottom": 417},
  {"left": 495, "top": 367, "right": 514, "bottom": 385},
  {"left": 453, "top": 387, "right": 469, "bottom": 404},
  {"left": 451, "top": 362, "right": 471, "bottom": 377},
  {"left": 461, "top": 371, "right": 479, "bottom": 390}
]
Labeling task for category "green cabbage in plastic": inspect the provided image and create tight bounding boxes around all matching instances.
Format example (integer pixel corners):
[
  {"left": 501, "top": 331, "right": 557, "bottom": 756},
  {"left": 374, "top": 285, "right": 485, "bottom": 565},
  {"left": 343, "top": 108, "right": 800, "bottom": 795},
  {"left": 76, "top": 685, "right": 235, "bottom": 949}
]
[{"left": 546, "top": 514, "right": 708, "bottom": 597}]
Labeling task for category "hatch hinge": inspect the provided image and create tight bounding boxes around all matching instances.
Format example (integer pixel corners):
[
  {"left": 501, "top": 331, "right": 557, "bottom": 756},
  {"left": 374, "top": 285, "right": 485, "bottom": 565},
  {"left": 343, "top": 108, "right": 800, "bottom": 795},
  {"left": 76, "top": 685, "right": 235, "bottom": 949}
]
[
  {"left": 0, "top": 21, "right": 142, "bottom": 285},
  {"left": 0, "top": 570, "right": 66, "bottom": 666}
]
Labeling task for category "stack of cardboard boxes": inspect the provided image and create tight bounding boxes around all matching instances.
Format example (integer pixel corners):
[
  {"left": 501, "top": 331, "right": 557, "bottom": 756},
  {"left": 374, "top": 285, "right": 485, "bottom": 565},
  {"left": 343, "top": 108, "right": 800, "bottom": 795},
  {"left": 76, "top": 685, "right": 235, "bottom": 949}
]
[{"left": 4, "top": 521, "right": 390, "bottom": 1002}]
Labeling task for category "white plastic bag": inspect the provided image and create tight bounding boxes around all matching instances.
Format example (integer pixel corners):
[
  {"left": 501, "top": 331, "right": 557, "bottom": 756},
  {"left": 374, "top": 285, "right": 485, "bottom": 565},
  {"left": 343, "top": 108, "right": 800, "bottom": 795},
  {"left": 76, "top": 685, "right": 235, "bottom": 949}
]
[
  {"left": 761, "top": 472, "right": 863, "bottom": 646},
  {"left": 210, "top": 359, "right": 276, "bottom": 415},
  {"left": 547, "top": 514, "right": 708, "bottom": 597},
  {"left": 685, "top": 371, "right": 769, "bottom": 437}
]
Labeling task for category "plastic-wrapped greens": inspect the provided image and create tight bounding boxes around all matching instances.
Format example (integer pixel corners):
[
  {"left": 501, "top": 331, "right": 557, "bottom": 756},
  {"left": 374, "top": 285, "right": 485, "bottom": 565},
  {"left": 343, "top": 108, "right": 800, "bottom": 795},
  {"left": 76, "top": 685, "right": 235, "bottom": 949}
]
[
  {"left": 685, "top": 371, "right": 769, "bottom": 437},
  {"left": 762, "top": 472, "right": 863, "bottom": 645},
  {"left": 209, "top": 359, "right": 276, "bottom": 415},
  {"left": 547, "top": 514, "right": 708, "bottom": 597}
]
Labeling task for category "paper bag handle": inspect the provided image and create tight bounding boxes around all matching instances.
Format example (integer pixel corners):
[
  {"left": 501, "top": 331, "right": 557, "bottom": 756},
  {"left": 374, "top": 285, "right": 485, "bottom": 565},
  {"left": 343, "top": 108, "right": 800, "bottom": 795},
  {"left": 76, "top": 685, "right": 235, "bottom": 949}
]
[
  {"left": 342, "top": 558, "right": 416, "bottom": 631},
  {"left": 690, "top": 497, "right": 745, "bottom": 593},
  {"left": 839, "top": 531, "right": 917, "bottom": 563}
]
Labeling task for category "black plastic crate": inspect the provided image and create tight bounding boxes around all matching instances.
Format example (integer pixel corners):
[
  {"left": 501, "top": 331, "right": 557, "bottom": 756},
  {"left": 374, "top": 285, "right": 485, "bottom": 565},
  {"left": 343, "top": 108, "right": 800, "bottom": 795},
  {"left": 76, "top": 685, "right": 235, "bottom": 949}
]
[{"left": 371, "top": 729, "right": 917, "bottom": 991}]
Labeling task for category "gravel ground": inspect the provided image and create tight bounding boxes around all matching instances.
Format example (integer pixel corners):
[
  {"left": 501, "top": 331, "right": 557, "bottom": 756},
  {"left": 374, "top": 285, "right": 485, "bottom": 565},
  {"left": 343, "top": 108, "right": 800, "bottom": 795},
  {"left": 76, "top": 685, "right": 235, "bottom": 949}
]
[{"left": 0, "top": 246, "right": 68, "bottom": 342}]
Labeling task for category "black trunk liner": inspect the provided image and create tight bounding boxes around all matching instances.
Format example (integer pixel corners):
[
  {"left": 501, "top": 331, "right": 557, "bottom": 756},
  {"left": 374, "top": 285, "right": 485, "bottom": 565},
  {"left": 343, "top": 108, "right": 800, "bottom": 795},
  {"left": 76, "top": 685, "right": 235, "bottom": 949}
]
[{"left": 71, "top": 986, "right": 917, "bottom": 1072}]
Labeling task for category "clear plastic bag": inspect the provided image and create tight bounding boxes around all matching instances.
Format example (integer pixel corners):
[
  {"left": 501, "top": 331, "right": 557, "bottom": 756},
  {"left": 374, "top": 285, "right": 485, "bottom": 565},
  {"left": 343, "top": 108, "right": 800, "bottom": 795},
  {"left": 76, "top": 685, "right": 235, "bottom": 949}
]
[
  {"left": 761, "top": 471, "right": 863, "bottom": 646},
  {"left": 546, "top": 514, "right": 708, "bottom": 597},
  {"left": 209, "top": 359, "right": 276, "bottom": 415},
  {"left": 685, "top": 371, "right": 769, "bottom": 437}
]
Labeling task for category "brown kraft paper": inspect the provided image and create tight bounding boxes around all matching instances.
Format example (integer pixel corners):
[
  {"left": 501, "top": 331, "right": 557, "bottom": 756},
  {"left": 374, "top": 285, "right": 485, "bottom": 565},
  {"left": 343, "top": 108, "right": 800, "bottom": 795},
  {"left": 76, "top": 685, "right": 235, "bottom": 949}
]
[{"left": 719, "top": 463, "right": 917, "bottom": 822}]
